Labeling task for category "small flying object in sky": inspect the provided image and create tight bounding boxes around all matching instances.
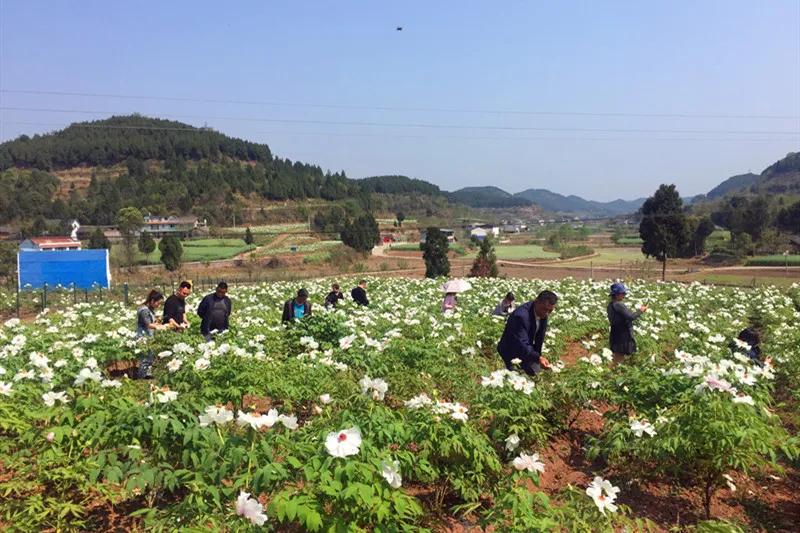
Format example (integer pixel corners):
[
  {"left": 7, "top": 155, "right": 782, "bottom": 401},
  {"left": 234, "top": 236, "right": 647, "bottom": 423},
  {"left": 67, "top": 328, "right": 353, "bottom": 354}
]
[{"left": 396, "top": 26, "right": 403, "bottom": 31}]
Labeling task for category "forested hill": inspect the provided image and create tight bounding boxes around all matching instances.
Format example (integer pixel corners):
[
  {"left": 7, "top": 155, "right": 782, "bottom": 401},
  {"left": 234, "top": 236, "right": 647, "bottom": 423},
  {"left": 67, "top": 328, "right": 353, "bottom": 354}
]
[
  {"left": 448, "top": 186, "right": 532, "bottom": 208},
  {"left": 0, "top": 115, "right": 273, "bottom": 170},
  {"left": 357, "top": 175, "right": 443, "bottom": 196},
  {"left": 0, "top": 115, "right": 427, "bottom": 226},
  {"left": 705, "top": 173, "right": 760, "bottom": 199}
]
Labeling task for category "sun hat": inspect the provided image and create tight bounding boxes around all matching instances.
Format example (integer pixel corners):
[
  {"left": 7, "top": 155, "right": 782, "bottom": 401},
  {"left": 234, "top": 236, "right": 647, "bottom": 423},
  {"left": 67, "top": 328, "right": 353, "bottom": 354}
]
[{"left": 610, "top": 282, "right": 628, "bottom": 296}]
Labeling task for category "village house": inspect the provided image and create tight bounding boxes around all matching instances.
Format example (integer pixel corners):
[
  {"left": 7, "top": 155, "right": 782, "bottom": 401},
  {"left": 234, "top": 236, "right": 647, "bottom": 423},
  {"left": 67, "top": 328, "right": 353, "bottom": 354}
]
[
  {"left": 19, "top": 237, "right": 82, "bottom": 251},
  {"left": 141, "top": 215, "right": 200, "bottom": 239}
]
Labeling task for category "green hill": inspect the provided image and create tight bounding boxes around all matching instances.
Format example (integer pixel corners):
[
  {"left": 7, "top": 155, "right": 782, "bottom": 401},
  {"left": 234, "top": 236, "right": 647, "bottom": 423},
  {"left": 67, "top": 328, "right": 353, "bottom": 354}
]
[
  {"left": 705, "top": 173, "right": 760, "bottom": 199},
  {"left": 357, "top": 175, "right": 443, "bottom": 196},
  {"left": 448, "top": 186, "right": 531, "bottom": 208},
  {"left": 0, "top": 115, "right": 388, "bottom": 226}
]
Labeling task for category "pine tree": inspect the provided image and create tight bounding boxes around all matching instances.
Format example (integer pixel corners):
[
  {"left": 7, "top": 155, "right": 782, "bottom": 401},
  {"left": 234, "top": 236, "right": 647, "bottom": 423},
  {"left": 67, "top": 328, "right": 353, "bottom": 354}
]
[
  {"left": 138, "top": 231, "right": 156, "bottom": 264},
  {"left": 116, "top": 207, "right": 144, "bottom": 266},
  {"left": 639, "top": 184, "right": 690, "bottom": 281},
  {"left": 88, "top": 228, "right": 111, "bottom": 250},
  {"left": 422, "top": 227, "right": 450, "bottom": 278},
  {"left": 244, "top": 226, "right": 255, "bottom": 245},
  {"left": 341, "top": 214, "right": 379, "bottom": 253},
  {"left": 469, "top": 238, "right": 499, "bottom": 277},
  {"left": 159, "top": 235, "right": 183, "bottom": 272}
]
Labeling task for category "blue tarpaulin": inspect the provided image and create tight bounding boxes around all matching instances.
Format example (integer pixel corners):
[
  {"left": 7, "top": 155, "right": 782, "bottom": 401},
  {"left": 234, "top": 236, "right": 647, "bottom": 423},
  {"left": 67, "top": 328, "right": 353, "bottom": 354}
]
[{"left": 18, "top": 250, "right": 110, "bottom": 290}]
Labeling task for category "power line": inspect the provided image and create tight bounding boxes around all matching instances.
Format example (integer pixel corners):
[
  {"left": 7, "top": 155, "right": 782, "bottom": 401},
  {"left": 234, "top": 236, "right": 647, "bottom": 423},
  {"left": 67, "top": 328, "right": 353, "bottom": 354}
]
[
  {"left": 1, "top": 120, "right": 798, "bottom": 143},
  {"left": 2, "top": 106, "right": 799, "bottom": 136},
  {"left": 2, "top": 88, "right": 799, "bottom": 121}
]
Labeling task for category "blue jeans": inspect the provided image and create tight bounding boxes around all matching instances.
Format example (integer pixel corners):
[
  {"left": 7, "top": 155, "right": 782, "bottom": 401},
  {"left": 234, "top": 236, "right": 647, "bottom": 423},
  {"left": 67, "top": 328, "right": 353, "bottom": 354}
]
[{"left": 137, "top": 350, "right": 154, "bottom": 378}]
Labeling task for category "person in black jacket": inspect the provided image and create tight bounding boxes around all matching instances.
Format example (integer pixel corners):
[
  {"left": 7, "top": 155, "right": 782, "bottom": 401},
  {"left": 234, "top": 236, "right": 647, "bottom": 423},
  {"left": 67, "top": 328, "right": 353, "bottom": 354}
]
[
  {"left": 282, "top": 288, "right": 312, "bottom": 322},
  {"left": 351, "top": 280, "right": 369, "bottom": 306},
  {"left": 197, "top": 282, "right": 232, "bottom": 341},
  {"left": 163, "top": 280, "right": 192, "bottom": 331},
  {"left": 324, "top": 283, "right": 344, "bottom": 309},
  {"left": 497, "top": 290, "right": 558, "bottom": 375},
  {"left": 607, "top": 282, "right": 647, "bottom": 364}
]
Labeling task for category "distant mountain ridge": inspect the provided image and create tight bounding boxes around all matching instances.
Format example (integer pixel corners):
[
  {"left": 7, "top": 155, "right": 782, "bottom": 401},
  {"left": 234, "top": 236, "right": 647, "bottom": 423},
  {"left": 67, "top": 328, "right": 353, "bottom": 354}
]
[
  {"left": 513, "top": 188, "right": 645, "bottom": 216},
  {"left": 447, "top": 186, "right": 531, "bottom": 208},
  {"left": 446, "top": 186, "right": 645, "bottom": 216}
]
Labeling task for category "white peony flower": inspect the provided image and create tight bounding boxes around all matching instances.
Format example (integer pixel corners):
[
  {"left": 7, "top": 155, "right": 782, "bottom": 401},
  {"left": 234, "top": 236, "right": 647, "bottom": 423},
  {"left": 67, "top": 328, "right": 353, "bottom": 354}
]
[
  {"left": 166, "top": 358, "right": 183, "bottom": 373},
  {"left": 42, "top": 390, "right": 68, "bottom": 407},
  {"left": 0, "top": 381, "right": 12, "bottom": 396},
  {"left": 156, "top": 389, "right": 178, "bottom": 403},
  {"left": 512, "top": 452, "right": 545, "bottom": 474},
  {"left": 74, "top": 367, "right": 102, "bottom": 386},
  {"left": 630, "top": 418, "right": 657, "bottom": 438},
  {"left": 339, "top": 334, "right": 356, "bottom": 350},
  {"left": 381, "top": 459, "right": 402, "bottom": 488},
  {"left": 194, "top": 358, "right": 210, "bottom": 371},
  {"left": 325, "top": 427, "right": 362, "bottom": 458},
  {"left": 199, "top": 406, "right": 234, "bottom": 427},
  {"left": 319, "top": 393, "right": 332, "bottom": 405},
  {"left": 13, "top": 369, "right": 35, "bottom": 381},
  {"left": 236, "top": 409, "right": 279, "bottom": 430},
  {"left": 236, "top": 491, "right": 268, "bottom": 526},
  {"left": 404, "top": 393, "right": 433, "bottom": 409},
  {"left": 449, "top": 402, "right": 469, "bottom": 422},
  {"left": 732, "top": 394, "right": 755, "bottom": 406},
  {"left": 586, "top": 476, "right": 620, "bottom": 515},
  {"left": 278, "top": 414, "right": 299, "bottom": 430},
  {"left": 359, "top": 376, "right": 388, "bottom": 401},
  {"left": 505, "top": 434, "right": 520, "bottom": 452}
]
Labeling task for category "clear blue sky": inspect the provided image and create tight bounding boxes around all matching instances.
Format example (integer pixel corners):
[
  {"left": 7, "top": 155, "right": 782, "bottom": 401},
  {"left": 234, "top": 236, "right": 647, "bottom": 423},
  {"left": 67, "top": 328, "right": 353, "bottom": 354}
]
[{"left": 1, "top": 1, "right": 798, "bottom": 200}]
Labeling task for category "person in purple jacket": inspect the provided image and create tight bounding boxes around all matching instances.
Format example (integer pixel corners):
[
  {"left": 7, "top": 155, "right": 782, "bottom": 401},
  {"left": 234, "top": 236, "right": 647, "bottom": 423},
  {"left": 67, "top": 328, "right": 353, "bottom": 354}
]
[{"left": 496, "top": 290, "right": 558, "bottom": 375}]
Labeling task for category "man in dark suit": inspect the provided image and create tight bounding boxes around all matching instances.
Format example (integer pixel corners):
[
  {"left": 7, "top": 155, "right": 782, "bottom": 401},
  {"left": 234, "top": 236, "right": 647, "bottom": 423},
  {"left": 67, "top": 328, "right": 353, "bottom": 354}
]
[
  {"left": 497, "top": 290, "right": 558, "bottom": 375},
  {"left": 351, "top": 280, "right": 369, "bottom": 306}
]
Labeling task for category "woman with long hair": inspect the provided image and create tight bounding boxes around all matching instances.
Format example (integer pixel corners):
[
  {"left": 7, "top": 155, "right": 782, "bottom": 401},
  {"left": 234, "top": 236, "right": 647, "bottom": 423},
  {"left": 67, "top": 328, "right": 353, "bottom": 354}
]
[{"left": 136, "top": 289, "right": 165, "bottom": 378}]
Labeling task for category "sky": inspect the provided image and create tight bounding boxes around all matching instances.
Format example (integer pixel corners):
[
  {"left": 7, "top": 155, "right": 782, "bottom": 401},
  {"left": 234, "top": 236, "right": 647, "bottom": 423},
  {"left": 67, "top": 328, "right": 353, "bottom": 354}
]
[{"left": 1, "top": 1, "right": 799, "bottom": 201}]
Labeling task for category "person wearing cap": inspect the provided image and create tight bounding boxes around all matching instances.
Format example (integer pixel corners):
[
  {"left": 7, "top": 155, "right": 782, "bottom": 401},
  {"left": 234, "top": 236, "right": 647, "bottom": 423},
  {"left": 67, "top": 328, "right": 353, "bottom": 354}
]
[
  {"left": 197, "top": 281, "right": 233, "bottom": 341},
  {"left": 497, "top": 290, "right": 558, "bottom": 375},
  {"left": 282, "top": 288, "right": 312, "bottom": 322},
  {"left": 492, "top": 292, "right": 516, "bottom": 316},
  {"left": 607, "top": 282, "right": 647, "bottom": 364}
]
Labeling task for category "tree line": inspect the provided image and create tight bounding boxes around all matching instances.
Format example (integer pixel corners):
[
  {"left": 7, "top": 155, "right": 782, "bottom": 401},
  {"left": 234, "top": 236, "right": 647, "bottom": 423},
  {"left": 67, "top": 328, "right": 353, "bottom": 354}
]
[
  {"left": 639, "top": 184, "right": 800, "bottom": 278},
  {"left": 0, "top": 116, "right": 444, "bottom": 228}
]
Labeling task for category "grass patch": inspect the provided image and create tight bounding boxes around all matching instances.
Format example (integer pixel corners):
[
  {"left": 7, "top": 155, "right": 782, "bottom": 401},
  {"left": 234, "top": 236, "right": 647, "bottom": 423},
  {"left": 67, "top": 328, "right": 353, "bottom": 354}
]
[
  {"left": 616, "top": 237, "right": 643, "bottom": 245},
  {"left": 389, "top": 243, "right": 422, "bottom": 251},
  {"left": 568, "top": 247, "right": 651, "bottom": 266},
  {"left": 494, "top": 245, "right": 560, "bottom": 260},
  {"left": 111, "top": 239, "right": 255, "bottom": 265},
  {"left": 222, "top": 223, "right": 309, "bottom": 234},
  {"left": 745, "top": 255, "right": 800, "bottom": 267}
]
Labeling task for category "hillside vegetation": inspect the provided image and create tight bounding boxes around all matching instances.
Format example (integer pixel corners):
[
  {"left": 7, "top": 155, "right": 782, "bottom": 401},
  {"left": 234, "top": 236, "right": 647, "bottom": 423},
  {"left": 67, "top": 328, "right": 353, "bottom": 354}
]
[{"left": 0, "top": 116, "right": 444, "bottom": 227}]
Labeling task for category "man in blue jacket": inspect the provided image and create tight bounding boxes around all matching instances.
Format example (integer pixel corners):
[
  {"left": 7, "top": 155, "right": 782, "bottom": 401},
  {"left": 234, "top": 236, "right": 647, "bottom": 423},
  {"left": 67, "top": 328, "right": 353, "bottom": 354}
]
[{"left": 497, "top": 290, "right": 558, "bottom": 375}]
